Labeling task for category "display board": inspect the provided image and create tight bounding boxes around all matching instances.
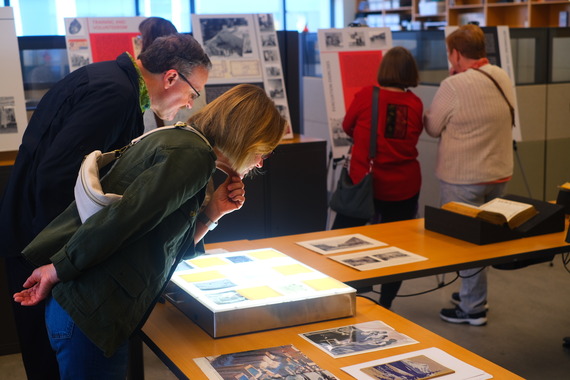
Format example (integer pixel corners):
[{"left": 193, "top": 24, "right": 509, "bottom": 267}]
[
  {"left": 64, "top": 17, "right": 145, "bottom": 72},
  {"left": 191, "top": 13, "right": 293, "bottom": 138},
  {"left": 0, "top": 7, "right": 29, "bottom": 152},
  {"left": 318, "top": 27, "right": 393, "bottom": 159},
  {"left": 446, "top": 26, "right": 522, "bottom": 141}
]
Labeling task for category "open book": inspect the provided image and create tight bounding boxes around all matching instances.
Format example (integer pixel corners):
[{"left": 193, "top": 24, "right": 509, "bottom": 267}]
[{"left": 441, "top": 198, "right": 538, "bottom": 229}]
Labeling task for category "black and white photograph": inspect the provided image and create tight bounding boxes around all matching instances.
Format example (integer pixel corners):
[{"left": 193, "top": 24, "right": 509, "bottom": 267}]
[
  {"left": 300, "top": 321, "right": 417, "bottom": 358},
  {"left": 349, "top": 31, "right": 366, "bottom": 47},
  {"left": 266, "top": 78, "right": 284, "bottom": 99},
  {"left": 368, "top": 30, "right": 388, "bottom": 49},
  {"left": 0, "top": 97, "right": 17, "bottom": 133},
  {"left": 330, "top": 247, "right": 427, "bottom": 271},
  {"left": 262, "top": 48, "right": 278, "bottom": 62},
  {"left": 199, "top": 17, "right": 252, "bottom": 57},
  {"left": 331, "top": 117, "right": 352, "bottom": 146},
  {"left": 325, "top": 31, "right": 343, "bottom": 48},
  {"left": 261, "top": 33, "right": 277, "bottom": 47},
  {"left": 296, "top": 233, "right": 387, "bottom": 255},
  {"left": 265, "top": 65, "right": 281, "bottom": 77},
  {"left": 257, "top": 13, "right": 275, "bottom": 32}
]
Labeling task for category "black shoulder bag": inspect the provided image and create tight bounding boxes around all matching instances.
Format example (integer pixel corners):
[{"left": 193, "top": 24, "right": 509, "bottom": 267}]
[{"left": 329, "top": 86, "right": 379, "bottom": 219}]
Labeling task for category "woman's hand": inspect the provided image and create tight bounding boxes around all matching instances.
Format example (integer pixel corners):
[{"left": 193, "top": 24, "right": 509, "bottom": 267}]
[
  {"left": 193, "top": 175, "right": 246, "bottom": 244},
  {"left": 13, "top": 264, "right": 60, "bottom": 306},
  {"left": 207, "top": 175, "right": 246, "bottom": 219}
]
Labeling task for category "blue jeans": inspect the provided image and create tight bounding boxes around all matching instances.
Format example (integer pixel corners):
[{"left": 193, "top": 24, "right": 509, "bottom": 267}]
[
  {"left": 439, "top": 180, "right": 507, "bottom": 314},
  {"left": 45, "top": 296, "right": 129, "bottom": 380}
]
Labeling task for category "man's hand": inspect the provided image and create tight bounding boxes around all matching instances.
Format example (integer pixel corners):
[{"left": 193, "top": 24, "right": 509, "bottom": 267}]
[{"left": 13, "top": 264, "right": 60, "bottom": 306}]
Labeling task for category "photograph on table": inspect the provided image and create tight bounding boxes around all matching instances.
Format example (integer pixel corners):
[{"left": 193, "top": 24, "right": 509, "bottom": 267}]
[
  {"left": 296, "top": 233, "right": 387, "bottom": 255},
  {"left": 194, "top": 344, "right": 339, "bottom": 380},
  {"left": 342, "top": 347, "right": 492, "bottom": 380},
  {"left": 300, "top": 320, "right": 417, "bottom": 358},
  {"left": 329, "top": 247, "right": 427, "bottom": 271}
]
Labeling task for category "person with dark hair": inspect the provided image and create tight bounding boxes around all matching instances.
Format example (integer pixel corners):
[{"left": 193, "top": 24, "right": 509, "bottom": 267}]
[
  {"left": 0, "top": 33, "right": 211, "bottom": 380},
  {"left": 332, "top": 46, "right": 424, "bottom": 309},
  {"left": 138, "top": 17, "right": 178, "bottom": 129},
  {"left": 138, "top": 16, "right": 177, "bottom": 55},
  {"left": 13, "top": 84, "right": 287, "bottom": 379},
  {"left": 425, "top": 24, "right": 515, "bottom": 326}
]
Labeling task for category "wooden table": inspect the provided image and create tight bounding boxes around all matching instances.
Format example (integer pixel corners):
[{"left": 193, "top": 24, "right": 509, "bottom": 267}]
[
  {"left": 205, "top": 218, "right": 570, "bottom": 289},
  {"left": 137, "top": 218, "right": 568, "bottom": 379},
  {"left": 141, "top": 297, "right": 524, "bottom": 379}
]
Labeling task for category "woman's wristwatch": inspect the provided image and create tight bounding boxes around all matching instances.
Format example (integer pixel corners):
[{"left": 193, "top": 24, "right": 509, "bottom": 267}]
[{"left": 197, "top": 212, "right": 218, "bottom": 230}]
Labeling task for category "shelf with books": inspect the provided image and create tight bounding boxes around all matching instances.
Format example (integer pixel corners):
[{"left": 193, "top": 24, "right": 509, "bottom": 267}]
[{"left": 356, "top": 0, "right": 569, "bottom": 28}]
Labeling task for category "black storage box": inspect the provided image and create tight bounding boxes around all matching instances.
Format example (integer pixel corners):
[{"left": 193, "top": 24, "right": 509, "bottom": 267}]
[{"left": 424, "top": 194, "right": 565, "bottom": 245}]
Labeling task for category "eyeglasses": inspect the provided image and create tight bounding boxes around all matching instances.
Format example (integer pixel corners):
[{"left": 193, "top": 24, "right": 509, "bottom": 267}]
[
  {"left": 177, "top": 71, "right": 201, "bottom": 101},
  {"left": 261, "top": 151, "right": 273, "bottom": 160}
]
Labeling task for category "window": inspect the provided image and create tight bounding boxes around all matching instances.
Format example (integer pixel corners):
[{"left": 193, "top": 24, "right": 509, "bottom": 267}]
[{"left": 9, "top": 0, "right": 335, "bottom": 36}]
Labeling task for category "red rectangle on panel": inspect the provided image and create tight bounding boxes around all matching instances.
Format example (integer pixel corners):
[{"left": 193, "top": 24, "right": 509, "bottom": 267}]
[
  {"left": 89, "top": 33, "right": 139, "bottom": 62},
  {"left": 338, "top": 50, "right": 383, "bottom": 111}
]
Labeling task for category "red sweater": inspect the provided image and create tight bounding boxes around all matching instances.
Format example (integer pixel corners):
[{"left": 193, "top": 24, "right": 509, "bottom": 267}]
[{"left": 343, "top": 86, "right": 424, "bottom": 201}]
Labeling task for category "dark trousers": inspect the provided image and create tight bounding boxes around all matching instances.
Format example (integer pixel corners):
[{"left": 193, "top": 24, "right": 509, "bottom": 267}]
[
  {"left": 5, "top": 255, "right": 60, "bottom": 380},
  {"left": 332, "top": 193, "right": 419, "bottom": 309}
]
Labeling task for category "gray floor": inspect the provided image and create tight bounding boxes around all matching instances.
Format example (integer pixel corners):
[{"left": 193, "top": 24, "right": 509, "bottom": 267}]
[
  {"left": 385, "top": 257, "right": 570, "bottom": 380},
  {"left": 1, "top": 258, "right": 569, "bottom": 379}
]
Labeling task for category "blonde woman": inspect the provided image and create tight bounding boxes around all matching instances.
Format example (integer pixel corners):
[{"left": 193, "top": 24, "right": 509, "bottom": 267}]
[{"left": 14, "top": 84, "right": 287, "bottom": 379}]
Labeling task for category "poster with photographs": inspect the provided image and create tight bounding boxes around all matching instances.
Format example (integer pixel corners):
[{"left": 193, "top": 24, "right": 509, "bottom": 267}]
[
  {"left": 0, "top": 7, "right": 28, "bottom": 151},
  {"left": 342, "top": 347, "right": 492, "bottom": 380},
  {"left": 194, "top": 345, "right": 339, "bottom": 380},
  {"left": 318, "top": 27, "right": 392, "bottom": 159},
  {"left": 329, "top": 247, "right": 427, "bottom": 271},
  {"left": 296, "top": 233, "right": 387, "bottom": 255},
  {"left": 300, "top": 320, "right": 417, "bottom": 358},
  {"left": 64, "top": 17, "right": 145, "bottom": 72},
  {"left": 191, "top": 13, "right": 293, "bottom": 138}
]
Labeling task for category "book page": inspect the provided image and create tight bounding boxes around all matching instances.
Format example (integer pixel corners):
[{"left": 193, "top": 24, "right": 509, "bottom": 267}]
[{"left": 479, "top": 198, "right": 532, "bottom": 221}]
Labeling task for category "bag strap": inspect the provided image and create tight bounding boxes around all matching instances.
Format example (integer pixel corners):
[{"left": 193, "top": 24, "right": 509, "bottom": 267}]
[
  {"left": 109, "top": 121, "right": 211, "bottom": 162},
  {"left": 367, "top": 86, "right": 379, "bottom": 171},
  {"left": 473, "top": 68, "right": 515, "bottom": 127},
  {"left": 343, "top": 86, "right": 380, "bottom": 172}
]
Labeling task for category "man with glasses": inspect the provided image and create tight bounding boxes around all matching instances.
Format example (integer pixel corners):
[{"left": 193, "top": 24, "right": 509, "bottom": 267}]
[{"left": 0, "top": 33, "right": 211, "bottom": 380}]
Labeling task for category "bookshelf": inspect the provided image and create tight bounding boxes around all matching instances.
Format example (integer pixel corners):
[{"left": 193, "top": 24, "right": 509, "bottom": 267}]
[{"left": 355, "top": 0, "right": 570, "bottom": 28}]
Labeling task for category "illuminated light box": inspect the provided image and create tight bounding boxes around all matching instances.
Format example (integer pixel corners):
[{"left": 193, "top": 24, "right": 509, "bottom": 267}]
[{"left": 167, "top": 248, "right": 356, "bottom": 338}]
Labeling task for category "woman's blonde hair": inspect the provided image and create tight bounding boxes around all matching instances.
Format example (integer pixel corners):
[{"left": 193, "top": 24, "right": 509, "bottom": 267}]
[{"left": 189, "top": 84, "right": 287, "bottom": 174}]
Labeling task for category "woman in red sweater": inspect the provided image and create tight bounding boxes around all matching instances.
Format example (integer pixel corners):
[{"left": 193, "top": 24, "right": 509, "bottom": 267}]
[{"left": 332, "top": 46, "right": 424, "bottom": 309}]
